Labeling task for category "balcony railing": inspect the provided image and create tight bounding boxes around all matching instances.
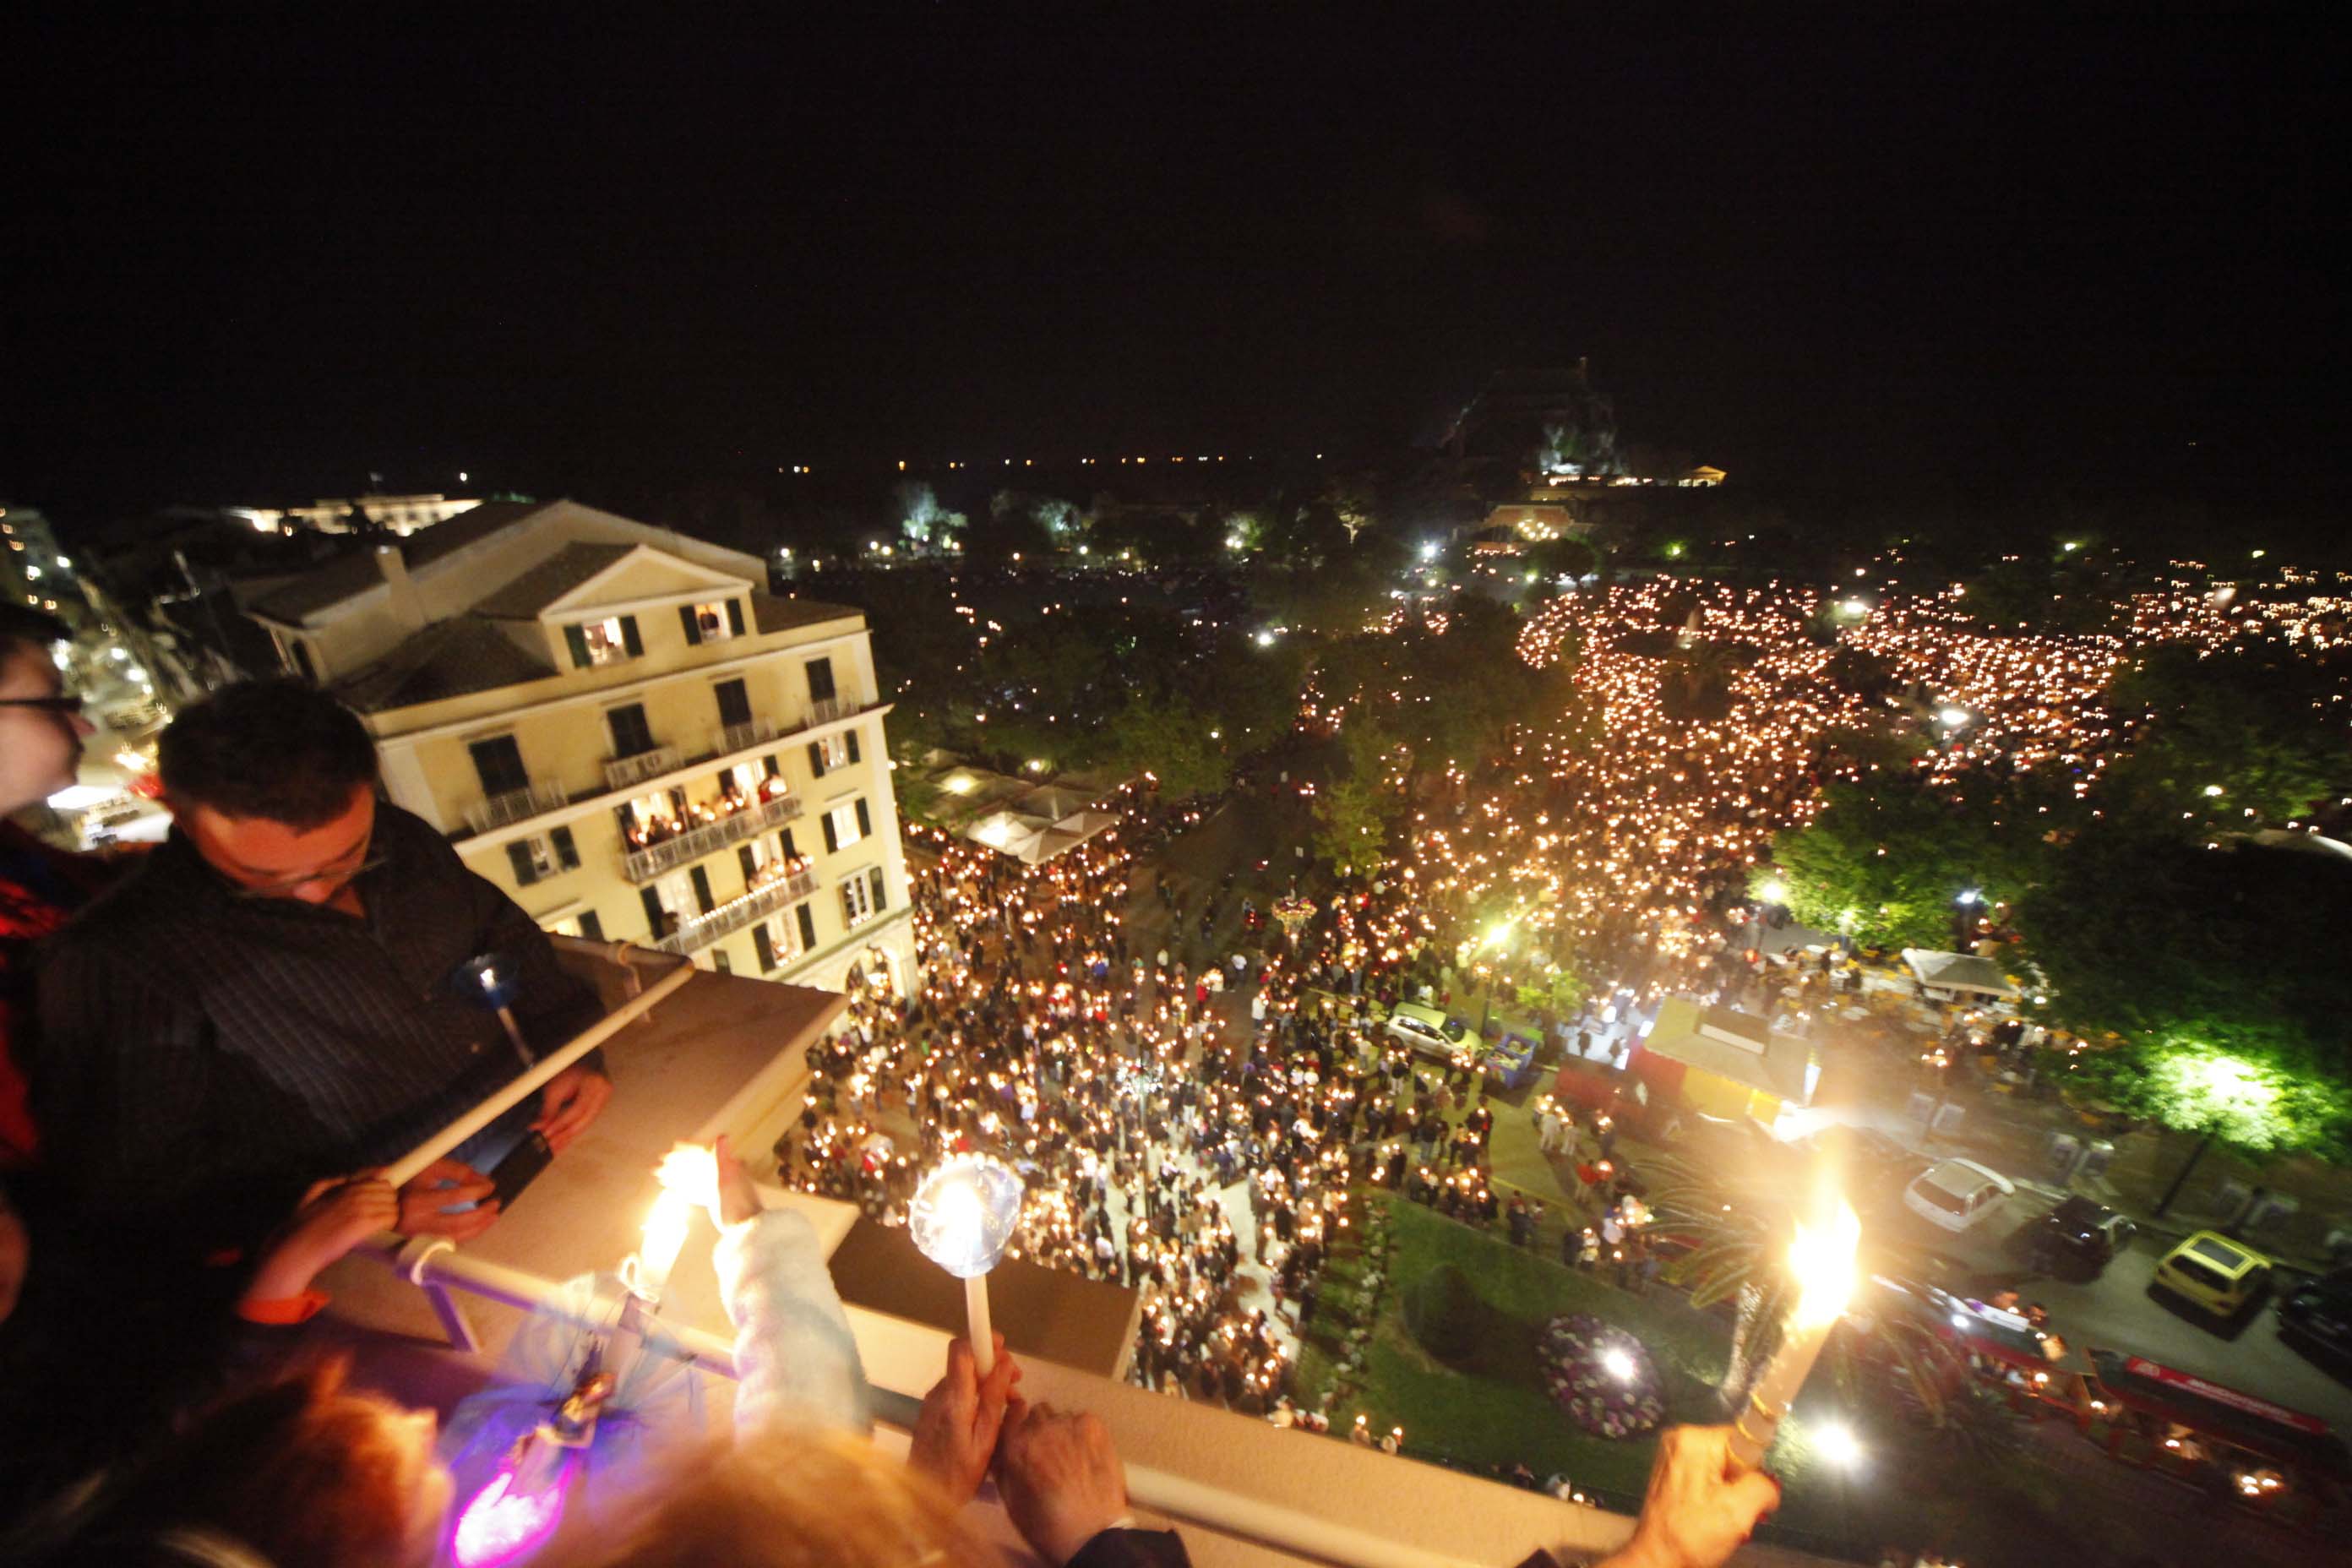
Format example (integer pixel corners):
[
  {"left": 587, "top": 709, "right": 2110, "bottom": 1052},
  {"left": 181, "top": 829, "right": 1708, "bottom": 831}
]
[
  {"left": 464, "top": 780, "right": 569, "bottom": 835},
  {"left": 716, "top": 716, "right": 778, "bottom": 755},
  {"left": 621, "top": 791, "right": 804, "bottom": 882},
  {"left": 602, "top": 743, "right": 682, "bottom": 793},
  {"left": 807, "top": 694, "right": 859, "bottom": 727},
  {"left": 654, "top": 863, "right": 820, "bottom": 956}
]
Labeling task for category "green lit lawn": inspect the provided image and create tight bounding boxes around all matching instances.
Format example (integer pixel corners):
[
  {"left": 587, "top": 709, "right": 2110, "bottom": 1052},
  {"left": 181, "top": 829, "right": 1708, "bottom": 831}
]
[{"left": 1300, "top": 1193, "right": 1734, "bottom": 1505}]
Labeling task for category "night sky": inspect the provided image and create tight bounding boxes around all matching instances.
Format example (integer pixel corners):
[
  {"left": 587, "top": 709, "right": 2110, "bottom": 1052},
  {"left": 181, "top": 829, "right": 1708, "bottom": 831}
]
[{"left": 7, "top": 12, "right": 2344, "bottom": 522}]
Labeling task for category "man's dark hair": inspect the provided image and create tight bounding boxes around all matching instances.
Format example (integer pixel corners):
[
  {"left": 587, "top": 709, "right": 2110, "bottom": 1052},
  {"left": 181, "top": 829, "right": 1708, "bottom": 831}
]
[
  {"left": 158, "top": 679, "right": 380, "bottom": 828},
  {"left": 0, "top": 603, "right": 70, "bottom": 656}
]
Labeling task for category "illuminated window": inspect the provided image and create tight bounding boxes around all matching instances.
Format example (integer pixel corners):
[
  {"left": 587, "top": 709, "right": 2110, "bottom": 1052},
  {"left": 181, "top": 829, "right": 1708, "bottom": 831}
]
[
  {"left": 840, "top": 866, "right": 882, "bottom": 927},
  {"left": 682, "top": 598, "right": 744, "bottom": 645},
  {"left": 566, "top": 615, "right": 640, "bottom": 668},
  {"left": 823, "top": 798, "right": 869, "bottom": 853}
]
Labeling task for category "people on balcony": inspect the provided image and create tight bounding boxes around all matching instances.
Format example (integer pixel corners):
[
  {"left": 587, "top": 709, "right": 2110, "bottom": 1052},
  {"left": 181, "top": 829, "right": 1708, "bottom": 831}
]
[{"left": 31, "top": 681, "right": 612, "bottom": 1275}]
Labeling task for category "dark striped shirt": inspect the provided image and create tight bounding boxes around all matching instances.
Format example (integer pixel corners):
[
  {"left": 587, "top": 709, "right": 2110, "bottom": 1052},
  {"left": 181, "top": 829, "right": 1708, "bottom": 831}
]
[{"left": 31, "top": 803, "right": 598, "bottom": 1255}]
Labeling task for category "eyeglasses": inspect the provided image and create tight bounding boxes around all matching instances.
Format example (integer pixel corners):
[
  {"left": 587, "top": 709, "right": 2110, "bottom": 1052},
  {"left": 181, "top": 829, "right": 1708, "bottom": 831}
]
[
  {"left": 226, "top": 837, "right": 388, "bottom": 899},
  {"left": 0, "top": 694, "right": 83, "bottom": 715}
]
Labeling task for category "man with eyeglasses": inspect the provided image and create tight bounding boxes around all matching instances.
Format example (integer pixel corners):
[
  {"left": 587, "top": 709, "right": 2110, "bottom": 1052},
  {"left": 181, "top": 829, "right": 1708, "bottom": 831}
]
[{"left": 31, "top": 679, "right": 610, "bottom": 1272}]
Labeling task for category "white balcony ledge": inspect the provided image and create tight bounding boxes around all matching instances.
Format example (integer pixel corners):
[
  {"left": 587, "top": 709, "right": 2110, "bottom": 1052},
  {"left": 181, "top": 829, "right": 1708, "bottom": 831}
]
[{"left": 311, "top": 956, "right": 1821, "bottom": 1568}]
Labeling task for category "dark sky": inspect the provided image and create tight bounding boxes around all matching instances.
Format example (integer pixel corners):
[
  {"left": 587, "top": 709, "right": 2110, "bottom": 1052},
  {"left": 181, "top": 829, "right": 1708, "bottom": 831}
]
[{"left": 6, "top": 11, "right": 2344, "bottom": 521}]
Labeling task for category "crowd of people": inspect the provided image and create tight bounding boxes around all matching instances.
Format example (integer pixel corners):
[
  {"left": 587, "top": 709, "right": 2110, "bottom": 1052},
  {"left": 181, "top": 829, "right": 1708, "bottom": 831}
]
[{"left": 0, "top": 603, "right": 1787, "bottom": 1566}]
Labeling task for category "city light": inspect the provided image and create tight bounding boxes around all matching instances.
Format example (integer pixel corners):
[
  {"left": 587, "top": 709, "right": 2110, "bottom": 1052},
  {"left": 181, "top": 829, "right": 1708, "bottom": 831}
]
[{"left": 1813, "top": 1420, "right": 1865, "bottom": 1469}]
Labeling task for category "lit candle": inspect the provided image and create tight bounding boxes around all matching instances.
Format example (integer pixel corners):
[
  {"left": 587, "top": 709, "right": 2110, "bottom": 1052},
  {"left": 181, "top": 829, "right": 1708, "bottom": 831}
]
[
  {"left": 1729, "top": 1202, "right": 1862, "bottom": 1471},
  {"left": 630, "top": 1143, "right": 718, "bottom": 1302},
  {"left": 908, "top": 1153, "right": 1025, "bottom": 1375}
]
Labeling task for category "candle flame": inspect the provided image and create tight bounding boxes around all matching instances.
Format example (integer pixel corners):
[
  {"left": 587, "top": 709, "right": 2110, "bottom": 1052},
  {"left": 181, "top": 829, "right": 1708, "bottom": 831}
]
[
  {"left": 1788, "top": 1201, "right": 1862, "bottom": 1331},
  {"left": 639, "top": 1189, "right": 695, "bottom": 1287},
  {"left": 653, "top": 1142, "right": 720, "bottom": 1213}
]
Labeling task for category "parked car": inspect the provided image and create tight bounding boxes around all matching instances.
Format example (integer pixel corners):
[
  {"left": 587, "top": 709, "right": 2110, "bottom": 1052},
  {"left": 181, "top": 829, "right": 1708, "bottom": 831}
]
[
  {"left": 2024, "top": 1195, "right": 2137, "bottom": 1277},
  {"left": 2276, "top": 1267, "right": 2352, "bottom": 1358},
  {"left": 1901, "top": 1158, "right": 2016, "bottom": 1233},
  {"left": 1386, "top": 1001, "right": 1469, "bottom": 1060},
  {"left": 2150, "top": 1231, "right": 2273, "bottom": 1320}
]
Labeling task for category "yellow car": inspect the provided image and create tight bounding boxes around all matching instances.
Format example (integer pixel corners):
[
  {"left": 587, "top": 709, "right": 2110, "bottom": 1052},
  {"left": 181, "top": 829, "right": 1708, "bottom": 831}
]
[{"left": 2150, "top": 1231, "right": 2272, "bottom": 1319}]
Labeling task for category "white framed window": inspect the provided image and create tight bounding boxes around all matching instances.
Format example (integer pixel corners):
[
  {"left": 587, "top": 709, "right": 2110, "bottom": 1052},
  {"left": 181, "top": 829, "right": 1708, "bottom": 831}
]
[
  {"left": 824, "top": 799, "right": 868, "bottom": 853},
  {"left": 816, "top": 732, "right": 854, "bottom": 770},
  {"left": 841, "top": 869, "right": 878, "bottom": 927}
]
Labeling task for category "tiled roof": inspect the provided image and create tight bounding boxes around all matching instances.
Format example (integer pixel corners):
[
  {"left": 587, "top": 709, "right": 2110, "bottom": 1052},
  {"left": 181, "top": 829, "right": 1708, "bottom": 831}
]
[
  {"left": 472, "top": 542, "right": 638, "bottom": 618},
  {"left": 751, "top": 592, "right": 862, "bottom": 634},
  {"left": 332, "top": 617, "right": 557, "bottom": 713},
  {"left": 242, "top": 502, "right": 553, "bottom": 623}
]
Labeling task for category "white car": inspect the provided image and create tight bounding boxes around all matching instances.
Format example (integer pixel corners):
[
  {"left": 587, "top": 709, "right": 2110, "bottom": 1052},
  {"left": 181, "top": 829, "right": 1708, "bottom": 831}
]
[{"left": 1902, "top": 1158, "right": 2015, "bottom": 1233}]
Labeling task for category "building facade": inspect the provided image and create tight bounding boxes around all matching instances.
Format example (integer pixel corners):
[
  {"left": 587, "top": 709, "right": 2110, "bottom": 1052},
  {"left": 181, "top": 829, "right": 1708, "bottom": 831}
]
[{"left": 241, "top": 499, "right": 917, "bottom": 996}]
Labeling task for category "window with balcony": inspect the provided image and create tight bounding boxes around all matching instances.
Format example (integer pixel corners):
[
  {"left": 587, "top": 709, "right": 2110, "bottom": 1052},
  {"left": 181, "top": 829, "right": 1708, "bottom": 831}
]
[
  {"left": 680, "top": 598, "right": 745, "bottom": 645},
  {"left": 806, "top": 655, "right": 836, "bottom": 703},
  {"left": 469, "top": 734, "right": 530, "bottom": 798},
  {"left": 714, "top": 678, "right": 753, "bottom": 729},
  {"left": 752, "top": 904, "right": 815, "bottom": 972},
  {"left": 821, "top": 798, "right": 869, "bottom": 854},
  {"left": 839, "top": 864, "right": 887, "bottom": 928},
  {"left": 607, "top": 703, "right": 656, "bottom": 759}
]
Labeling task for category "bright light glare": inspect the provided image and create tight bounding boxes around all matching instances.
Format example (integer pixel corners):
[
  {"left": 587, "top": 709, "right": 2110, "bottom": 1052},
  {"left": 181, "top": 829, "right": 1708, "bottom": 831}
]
[
  {"left": 1759, "top": 879, "right": 1789, "bottom": 904},
  {"left": 1420, "top": 542, "right": 1440, "bottom": 562},
  {"left": 1601, "top": 1346, "right": 1637, "bottom": 1382},
  {"left": 653, "top": 1143, "right": 720, "bottom": 1213},
  {"left": 1255, "top": 630, "right": 1277, "bottom": 647},
  {"left": 452, "top": 1462, "right": 574, "bottom": 1568},
  {"left": 1813, "top": 1420, "right": 1865, "bottom": 1468},
  {"left": 1936, "top": 706, "right": 1968, "bottom": 728},
  {"left": 2203, "top": 784, "right": 2226, "bottom": 798},
  {"left": 1788, "top": 1203, "right": 1863, "bottom": 1331},
  {"left": 637, "top": 1189, "right": 695, "bottom": 1289}
]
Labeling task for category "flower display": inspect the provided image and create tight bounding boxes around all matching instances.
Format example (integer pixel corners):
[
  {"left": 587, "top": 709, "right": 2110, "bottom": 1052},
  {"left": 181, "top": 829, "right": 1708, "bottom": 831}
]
[{"left": 1539, "top": 1314, "right": 1665, "bottom": 1439}]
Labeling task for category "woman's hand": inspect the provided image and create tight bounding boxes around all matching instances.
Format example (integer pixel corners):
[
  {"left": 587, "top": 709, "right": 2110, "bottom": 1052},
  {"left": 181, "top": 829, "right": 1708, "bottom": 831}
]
[{"left": 908, "top": 1334, "right": 1020, "bottom": 1505}]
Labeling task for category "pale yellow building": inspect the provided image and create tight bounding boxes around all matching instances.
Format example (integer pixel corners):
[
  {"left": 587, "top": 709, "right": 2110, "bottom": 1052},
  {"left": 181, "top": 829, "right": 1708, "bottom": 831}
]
[{"left": 240, "top": 499, "right": 917, "bottom": 995}]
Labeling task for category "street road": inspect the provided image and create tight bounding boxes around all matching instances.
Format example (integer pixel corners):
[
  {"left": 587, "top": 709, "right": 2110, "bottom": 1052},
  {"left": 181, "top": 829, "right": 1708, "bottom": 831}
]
[{"left": 1863, "top": 1187, "right": 2352, "bottom": 1435}]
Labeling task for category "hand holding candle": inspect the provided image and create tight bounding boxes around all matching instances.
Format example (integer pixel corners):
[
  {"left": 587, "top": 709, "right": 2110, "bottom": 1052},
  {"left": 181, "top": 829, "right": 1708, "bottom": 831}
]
[
  {"left": 1728, "top": 1200, "right": 1860, "bottom": 1473},
  {"left": 908, "top": 1153, "right": 1024, "bottom": 1375}
]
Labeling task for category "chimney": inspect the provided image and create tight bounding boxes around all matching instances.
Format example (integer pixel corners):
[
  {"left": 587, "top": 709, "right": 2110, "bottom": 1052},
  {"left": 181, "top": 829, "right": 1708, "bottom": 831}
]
[{"left": 374, "top": 543, "right": 427, "bottom": 631}]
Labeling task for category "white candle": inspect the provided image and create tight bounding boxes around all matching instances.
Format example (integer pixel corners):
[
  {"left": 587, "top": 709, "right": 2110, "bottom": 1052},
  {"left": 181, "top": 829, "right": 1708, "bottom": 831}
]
[
  {"left": 909, "top": 1154, "right": 1024, "bottom": 1375},
  {"left": 1729, "top": 1202, "right": 1860, "bottom": 1472}
]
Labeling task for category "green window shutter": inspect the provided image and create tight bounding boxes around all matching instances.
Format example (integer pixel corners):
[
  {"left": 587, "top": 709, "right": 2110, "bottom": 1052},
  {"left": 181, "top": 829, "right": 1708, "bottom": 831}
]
[
  {"left": 564, "top": 624, "right": 591, "bottom": 668},
  {"left": 821, "top": 813, "right": 838, "bottom": 854},
  {"left": 726, "top": 598, "right": 747, "bottom": 636},
  {"left": 840, "top": 884, "right": 856, "bottom": 925},
  {"left": 550, "top": 825, "right": 579, "bottom": 870},
  {"left": 846, "top": 727, "right": 861, "bottom": 765},
  {"left": 640, "top": 887, "right": 666, "bottom": 935},
  {"left": 807, "top": 740, "right": 825, "bottom": 778},
  {"left": 690, "top": 865, "right": 715, "bottom": 914},
  {"left": 670, "top": 787, "right": 689, "bottom": 817},
  {"left": 506, "top": 841, "right": 538, "bottom": 887},
  {"left": 738, "top": 845, "right": 757, "bottom": 881},
  {"left": 620, "top": 615, "right": 644, "bottom": 657},
  {"left": 854, "top": 798, "right": 871, "bottom": 838},
  {"left": 763, "top": 753, "right": 780, "bottom": 779},
  {"left": 796, "top": 903, "right": 817, "bottom": 951},
  {"left": 781, "top": 827, "right": 798, "bottom": 860},
  {"left": 753, "top": 923, "right": 775, "bottom": 972},
  {"left": 712, "top": 948, "right": 732, "bottom": 975},
  {"left": 678, "top": 604, "right": 703, "bottom": 645},
  {"left": 870, "top": 865, "right": 887, "bottom": 911},
  {"left": 578, "top": 910, "right": 604, "bottom": 942}
]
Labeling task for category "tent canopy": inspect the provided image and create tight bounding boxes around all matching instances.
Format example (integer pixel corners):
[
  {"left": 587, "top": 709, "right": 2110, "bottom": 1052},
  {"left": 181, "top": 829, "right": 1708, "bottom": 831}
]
[
  {"left": 1901, "top": 949, "right": 2019, "bottom": 998},
  {"left": 1636, "top": 998, "right": 1814, "bottom": 1103}
]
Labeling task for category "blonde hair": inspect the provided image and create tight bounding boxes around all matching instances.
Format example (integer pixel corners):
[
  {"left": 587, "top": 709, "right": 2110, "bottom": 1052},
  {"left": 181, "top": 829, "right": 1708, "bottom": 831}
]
[{"left": 539, "top": 1426, "right": 977, "bottom": 1568}]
